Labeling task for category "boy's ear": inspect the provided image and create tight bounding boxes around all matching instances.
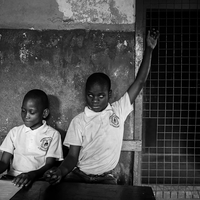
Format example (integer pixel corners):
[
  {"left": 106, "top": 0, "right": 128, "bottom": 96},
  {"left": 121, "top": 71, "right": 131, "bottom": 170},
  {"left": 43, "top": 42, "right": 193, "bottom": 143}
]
[
  {"left": 43, "top": 109, "right": 49, "bottom": 119},
  {"left": 109, "top": 90, "right": 112, "bottom": 99}
]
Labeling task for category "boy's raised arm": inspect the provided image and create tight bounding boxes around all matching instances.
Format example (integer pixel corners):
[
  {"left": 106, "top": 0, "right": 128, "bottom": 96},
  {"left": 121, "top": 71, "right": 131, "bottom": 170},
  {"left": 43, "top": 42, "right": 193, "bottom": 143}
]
[{"left": 127, "top": 29, "right": 159, "bottom": 104}]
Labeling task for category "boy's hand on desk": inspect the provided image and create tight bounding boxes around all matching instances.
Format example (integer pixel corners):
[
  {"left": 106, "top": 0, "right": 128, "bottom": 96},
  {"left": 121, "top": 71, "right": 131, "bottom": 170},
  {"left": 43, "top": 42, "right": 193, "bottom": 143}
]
[
  {"left": 12, "top": 171, "right": 36, "bottom": 187},
  {"left": 146, "top": 29, "right": 159, "bottom": 49},
  {"left": 44, "top": 167, "right": 62, "bottom": 185}
]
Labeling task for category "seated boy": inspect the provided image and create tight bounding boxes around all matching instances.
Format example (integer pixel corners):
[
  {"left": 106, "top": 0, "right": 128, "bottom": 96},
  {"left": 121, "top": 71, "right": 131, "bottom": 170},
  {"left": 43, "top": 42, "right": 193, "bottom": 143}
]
[
  {"left": 0, "top": 89, "right": 63, "bottom": 187},
  {"left": 44, "top": 30, "right": 159, "bottom": 185}
]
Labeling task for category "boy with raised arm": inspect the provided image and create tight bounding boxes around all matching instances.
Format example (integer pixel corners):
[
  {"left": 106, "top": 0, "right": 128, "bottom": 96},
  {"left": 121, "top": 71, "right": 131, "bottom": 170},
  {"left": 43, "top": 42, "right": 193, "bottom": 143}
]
[{"left": 44, "top": 30, "right": 159, "bottom": 185}]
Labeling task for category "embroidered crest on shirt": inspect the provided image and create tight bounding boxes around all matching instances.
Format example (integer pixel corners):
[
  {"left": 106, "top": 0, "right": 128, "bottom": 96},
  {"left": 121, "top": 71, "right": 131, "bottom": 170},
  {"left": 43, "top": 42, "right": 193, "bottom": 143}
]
[
  {"left": 109, "top": 113, "right": 120, "bottom": 128},
  {"left": 39, "top": 137, "right": 52, "bottom": 151}
]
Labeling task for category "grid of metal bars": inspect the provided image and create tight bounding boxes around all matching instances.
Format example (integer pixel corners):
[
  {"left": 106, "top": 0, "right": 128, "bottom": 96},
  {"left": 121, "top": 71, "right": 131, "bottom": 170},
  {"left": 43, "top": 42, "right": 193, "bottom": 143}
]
[{"left": 141, "top": 2, "right": 200, "bottom": 199}]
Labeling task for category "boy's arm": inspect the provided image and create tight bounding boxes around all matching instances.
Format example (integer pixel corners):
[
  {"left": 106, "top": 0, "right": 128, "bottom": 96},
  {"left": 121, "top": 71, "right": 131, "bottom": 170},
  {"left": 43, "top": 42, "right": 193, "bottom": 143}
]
[
  {"left": 44, "top": 145, "right": 81, "bottom": 185},
  {"left": 58, "top": 145, "right": 81, "bottom": 175},
  {"left": 127, "top": 29, "right": 159, "bottom": 104},
  {"left": 12, "top": 157, "right": 56, "bottom": 187},
  {"left": 0, "top": 151, "right": 13, "bottom": 174}
]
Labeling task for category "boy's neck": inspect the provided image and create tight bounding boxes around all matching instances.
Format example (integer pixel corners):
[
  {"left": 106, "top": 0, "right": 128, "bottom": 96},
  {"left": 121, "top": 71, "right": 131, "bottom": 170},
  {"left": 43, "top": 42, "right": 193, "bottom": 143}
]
[
  {"left": 87, "top": 104, "right": 109, "bottom": 113},
  {"left": 29, "top": 121, "right": 44, "bottom": 130}
]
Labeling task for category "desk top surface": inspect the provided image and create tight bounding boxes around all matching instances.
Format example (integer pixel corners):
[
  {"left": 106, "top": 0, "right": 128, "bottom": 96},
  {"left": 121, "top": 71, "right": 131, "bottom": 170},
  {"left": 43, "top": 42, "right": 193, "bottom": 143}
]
[
  {"left": 0, "top": 180, "right": 21, "bottom": 200},
  {"left": 10, "top": 181, "right": 155, "bottom": 200}
]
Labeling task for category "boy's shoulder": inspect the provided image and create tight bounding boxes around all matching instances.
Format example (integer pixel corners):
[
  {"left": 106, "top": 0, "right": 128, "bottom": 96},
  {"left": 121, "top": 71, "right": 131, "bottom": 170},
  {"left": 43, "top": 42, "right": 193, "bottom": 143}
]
[
  {"left": 69, "top": 110, "right": 86, "bottom": 127},
  {"left": 46, "top": 124, "right": 58, "bottom": 131},
  {"left": 72, "top": 111, "right": 85, "bottom": 121},
  {"left": 4, "top": 124, "right": 27, "bottom": 140},
  {"left": 45, "top": 124, "right": 60, "bottom": 135},
  {"left": 37, "top": 124, "right": 61, "bottom": 140},
  {"left": 9, "top": 124, "right": 26, "bottom": 132}
]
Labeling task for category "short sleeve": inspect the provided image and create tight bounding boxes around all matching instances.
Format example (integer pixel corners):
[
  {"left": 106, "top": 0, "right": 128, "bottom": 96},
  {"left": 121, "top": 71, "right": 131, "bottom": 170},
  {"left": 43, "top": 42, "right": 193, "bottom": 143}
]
[
  {"left": 112, "top": 92, "right": 133, "bottom": 121},
  {"left": 45, "top": 130, "right": 63, "bottom": 161},
  {"left": 63, "top": 116, "right": 83, "bottom": 147},
  {"left": 0, "top": 128, "right": 15, "bottom": 155}
]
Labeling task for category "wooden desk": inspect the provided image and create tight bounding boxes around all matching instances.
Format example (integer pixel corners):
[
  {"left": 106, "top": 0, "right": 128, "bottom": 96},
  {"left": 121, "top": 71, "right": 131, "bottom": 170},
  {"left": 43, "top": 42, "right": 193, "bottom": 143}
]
[
  {"left": 0, "top": 180, "right": 21, "bottom": 200},
  {"left": 10, "top": 181, "right": 155, "bottom": 200}
]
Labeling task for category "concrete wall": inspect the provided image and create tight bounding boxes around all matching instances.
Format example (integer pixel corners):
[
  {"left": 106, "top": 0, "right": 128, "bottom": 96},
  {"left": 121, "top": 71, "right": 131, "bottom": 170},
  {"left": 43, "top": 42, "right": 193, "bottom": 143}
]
[
  {"left": 0, "top": 0, "right": 136, "bottom": 184},
  {"left": 0, "top": 0, "right": 135, "bottom": 31}
]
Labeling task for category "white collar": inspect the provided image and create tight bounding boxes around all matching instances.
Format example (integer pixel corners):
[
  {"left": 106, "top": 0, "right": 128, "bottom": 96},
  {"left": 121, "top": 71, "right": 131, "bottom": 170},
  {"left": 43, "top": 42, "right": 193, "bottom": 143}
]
[
  {"left": 23, "top": 120, "right": 47, "bottom": 133},
  {"left": 84, "top": 104, "right": 112, "bottom": 118}
]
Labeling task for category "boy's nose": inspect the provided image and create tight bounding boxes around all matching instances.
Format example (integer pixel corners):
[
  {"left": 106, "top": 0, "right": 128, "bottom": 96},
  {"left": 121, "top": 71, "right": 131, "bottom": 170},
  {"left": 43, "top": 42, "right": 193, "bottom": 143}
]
[
  {"left": 93, "top": 96, "right": 99, "bottom": 102},
  {"left": 25, "top": 112, "right": 30, "bottom": 119}
]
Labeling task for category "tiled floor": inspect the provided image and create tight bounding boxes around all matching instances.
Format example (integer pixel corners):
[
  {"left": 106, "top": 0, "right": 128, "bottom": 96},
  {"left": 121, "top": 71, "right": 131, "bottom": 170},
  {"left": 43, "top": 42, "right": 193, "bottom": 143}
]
[{"left": 146, "top": 185, "right": 200, "bottom": 199}]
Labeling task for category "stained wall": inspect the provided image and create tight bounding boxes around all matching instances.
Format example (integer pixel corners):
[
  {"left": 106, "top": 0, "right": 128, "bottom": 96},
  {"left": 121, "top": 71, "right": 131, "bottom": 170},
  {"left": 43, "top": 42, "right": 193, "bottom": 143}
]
[
  {"left": 0, "top": 0, "right": 136, "bottom": 184},
  {"left": 0, "top": 0, "right": 135, "bottom": 31}
]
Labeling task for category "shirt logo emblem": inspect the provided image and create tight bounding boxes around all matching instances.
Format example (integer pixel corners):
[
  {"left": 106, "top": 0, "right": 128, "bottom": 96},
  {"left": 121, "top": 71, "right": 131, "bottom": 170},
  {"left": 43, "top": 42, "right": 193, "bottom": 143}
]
[
  {"left": 109, "top": 113, "right": 120, "bottom": 128},
  {"left": 39, "top": 137, "right": 52, "bottom": 151}
]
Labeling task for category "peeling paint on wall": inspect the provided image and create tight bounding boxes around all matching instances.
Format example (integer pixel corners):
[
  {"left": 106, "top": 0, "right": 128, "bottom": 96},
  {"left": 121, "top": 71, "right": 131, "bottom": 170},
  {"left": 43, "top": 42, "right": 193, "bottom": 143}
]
[
  {"left": 0, "top": 0, "right": 135, "bottom": 30},
  {"left": 56, "top": 0, "right": 73, "bottom": 19},
  {"left": 56, "top": 0, "right": 135, "bottom": 24}
]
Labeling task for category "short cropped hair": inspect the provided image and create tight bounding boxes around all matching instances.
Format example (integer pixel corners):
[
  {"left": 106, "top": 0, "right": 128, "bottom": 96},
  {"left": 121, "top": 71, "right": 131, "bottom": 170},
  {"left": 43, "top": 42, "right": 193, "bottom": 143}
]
[
  {"left": 86, "top": 72, "right": 111, "bottom": 91},
  {"left": 24, "top": 89, "right": 49, "bottom": 109}
]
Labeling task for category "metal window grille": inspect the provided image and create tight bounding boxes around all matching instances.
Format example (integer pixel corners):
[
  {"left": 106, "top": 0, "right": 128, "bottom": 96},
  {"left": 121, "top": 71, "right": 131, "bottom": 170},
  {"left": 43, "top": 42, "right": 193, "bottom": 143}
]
[{"left": 141, "top": 3, "right": 200, "bottom": 199}]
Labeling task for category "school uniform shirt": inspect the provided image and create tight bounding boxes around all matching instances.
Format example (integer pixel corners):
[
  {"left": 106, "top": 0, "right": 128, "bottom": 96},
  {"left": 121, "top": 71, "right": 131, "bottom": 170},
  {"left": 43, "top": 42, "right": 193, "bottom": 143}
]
[
  {"left": 64, "top": 92, "right": 133, "bottom": 175},
  {"left": 0, "top": 121, "right": 63, "bottom": 176}
]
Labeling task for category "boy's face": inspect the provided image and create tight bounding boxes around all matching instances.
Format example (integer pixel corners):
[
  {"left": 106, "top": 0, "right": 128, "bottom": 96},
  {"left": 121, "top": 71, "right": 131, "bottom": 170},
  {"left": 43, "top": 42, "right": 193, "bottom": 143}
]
[
  {"left": 86, "top": 82, "right": 111, "bottom": 112},
  {"left": 21, "top": 97, "right": 44, "bottom": 130}
]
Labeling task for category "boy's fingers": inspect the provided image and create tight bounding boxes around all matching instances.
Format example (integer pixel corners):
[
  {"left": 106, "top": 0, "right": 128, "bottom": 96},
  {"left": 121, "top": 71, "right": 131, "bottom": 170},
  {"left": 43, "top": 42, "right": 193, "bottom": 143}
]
[
  {"left": 154, "top": 30, "right": 160, "bottom": 39},
  {"left": 17, "top": 177, "right": 26, "bottom": 187},
  {"left": 25, "top": 180, "right": 32, "bottom": 187},
  {"left": 149, "top": 29, "right": 159, "bottom": 39},
  {"left": 13, "top": 178, "right": 22, "bottom": 187},
  {"left": 44, "top": 176, "right": 52, "bottom": 181},
  {"left": 45, "top": 173, "right": 51, "bottom": 178},
  {"left": 50, "top": 177, "right": 61, "bottom": 185},
  {"left": 47, "top": 174, "right": 62, "bottom": 185},
  {"left": 20, "top": 178, "right": 29, "bottom": 187},
  {"left": 43, "top": 169, "right": 57, "bottom": 180},
  {"left": 12, "top": 173, "right": 30, "bottom": 187},
  {"left": 44, "top": 172, "right": 59, "bottom": 183},
  {"left": 43, "top": 171, "right": 50, "bottom": 177},
  {"left": 12, "top": 176, "right": 20, "bottom": 185},
  {"left": 51, "top": 174, "right": 58, "bottom": 179},
  {"left": 50, "top": 167, "right": 59, "bottom": 174},
  {"left": 44, "top": 168, "right": 62, "bottom": 184},
  {"left": 45, "top": 167, "right": 57, "bottom": 175}
]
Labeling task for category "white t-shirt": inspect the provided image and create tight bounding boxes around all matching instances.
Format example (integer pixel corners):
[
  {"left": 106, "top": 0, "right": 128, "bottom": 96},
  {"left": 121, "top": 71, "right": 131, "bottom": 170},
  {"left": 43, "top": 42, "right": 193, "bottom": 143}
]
[
  {"left": 64, "top": 92, "right": 133, "bottom": 175},
  {"left": 0, "top": 121, "right": 63, "bottom": 176}
]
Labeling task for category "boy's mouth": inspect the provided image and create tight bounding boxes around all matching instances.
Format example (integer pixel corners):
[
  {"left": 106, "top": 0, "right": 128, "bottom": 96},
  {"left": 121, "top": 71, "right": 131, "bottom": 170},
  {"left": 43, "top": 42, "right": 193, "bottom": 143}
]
[
  {"left": 24, "top": 120, "right": 32, "bottom": 125},
  {"left": 92, "top": 105, "right": 100, "bottom": 108},
  {"left": 91, "top": 105, "right": 100, "bottom": 109},
  {"left": 88, "top": 105, "right": 101, "bottom": 111},
  {"left": 24, "top": 120, "right": 31, "bottom": 123}
]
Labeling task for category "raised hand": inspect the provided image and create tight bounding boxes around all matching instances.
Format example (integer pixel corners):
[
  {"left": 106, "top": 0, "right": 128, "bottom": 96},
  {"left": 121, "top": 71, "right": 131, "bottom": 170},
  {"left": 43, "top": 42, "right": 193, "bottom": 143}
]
[{"left": 146, "top": 29, "right": 159, "bottom": 49}]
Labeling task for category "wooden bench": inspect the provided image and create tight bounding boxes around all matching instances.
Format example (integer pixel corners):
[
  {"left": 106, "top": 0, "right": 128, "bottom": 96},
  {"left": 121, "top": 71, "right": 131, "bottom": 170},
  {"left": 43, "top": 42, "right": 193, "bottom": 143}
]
[{"left": 10, "top": 181, "right": 155, "bottom": 200}]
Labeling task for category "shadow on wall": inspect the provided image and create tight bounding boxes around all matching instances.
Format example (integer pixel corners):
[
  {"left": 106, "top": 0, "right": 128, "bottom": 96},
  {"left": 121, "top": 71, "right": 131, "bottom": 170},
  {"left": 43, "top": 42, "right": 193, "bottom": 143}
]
[
  {"left": 47, "top": 95, "right": 65, "bottom": 139},
  {"left": 47, "top": 95, "right": 69, "bottom": 158}
]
